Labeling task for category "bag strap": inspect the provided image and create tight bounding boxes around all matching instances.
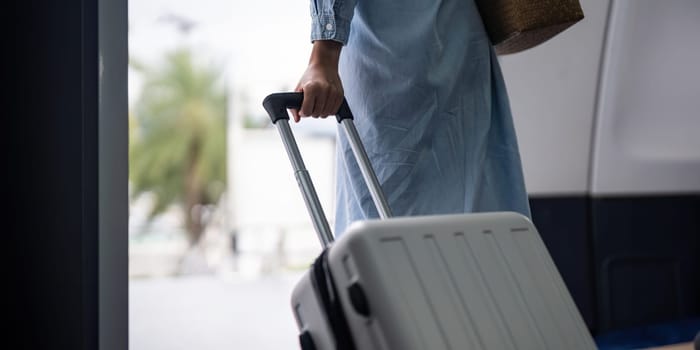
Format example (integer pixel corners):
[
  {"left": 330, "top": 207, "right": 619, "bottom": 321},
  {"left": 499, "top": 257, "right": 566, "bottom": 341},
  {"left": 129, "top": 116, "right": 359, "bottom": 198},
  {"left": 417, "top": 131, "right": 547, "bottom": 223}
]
[{"left": 311, "top": 249, "right": 357, "bottom": 350}]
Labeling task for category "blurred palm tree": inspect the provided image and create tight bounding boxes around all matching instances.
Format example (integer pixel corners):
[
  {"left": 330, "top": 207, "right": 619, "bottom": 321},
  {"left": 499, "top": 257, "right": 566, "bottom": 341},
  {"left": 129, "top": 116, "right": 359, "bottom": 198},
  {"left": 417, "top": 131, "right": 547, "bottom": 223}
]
[{"left": 130, "top": 48, "right": 227, "bottom": 245}]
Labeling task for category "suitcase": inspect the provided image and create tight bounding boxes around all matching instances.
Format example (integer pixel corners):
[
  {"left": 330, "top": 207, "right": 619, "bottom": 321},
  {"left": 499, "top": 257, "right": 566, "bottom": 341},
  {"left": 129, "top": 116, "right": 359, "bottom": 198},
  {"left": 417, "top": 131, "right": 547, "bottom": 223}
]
[{"left": 263, "top": 92, "right": 596, "bottom": 350}]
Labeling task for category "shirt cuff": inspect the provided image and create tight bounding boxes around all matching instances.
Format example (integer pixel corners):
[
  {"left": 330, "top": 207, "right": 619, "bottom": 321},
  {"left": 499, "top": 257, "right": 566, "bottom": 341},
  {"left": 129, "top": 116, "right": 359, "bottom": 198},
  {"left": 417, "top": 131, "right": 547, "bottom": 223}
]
[{"left": 310, "top": 12, "right": 351, "bottom": 45}]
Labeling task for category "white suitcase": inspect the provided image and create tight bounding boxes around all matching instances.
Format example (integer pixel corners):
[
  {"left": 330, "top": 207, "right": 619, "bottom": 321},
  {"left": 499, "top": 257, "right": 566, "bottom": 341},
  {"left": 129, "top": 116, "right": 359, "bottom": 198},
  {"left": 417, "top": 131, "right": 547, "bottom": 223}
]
[{"left": 263, "top": 93, "right": 596, "bottom": 350}]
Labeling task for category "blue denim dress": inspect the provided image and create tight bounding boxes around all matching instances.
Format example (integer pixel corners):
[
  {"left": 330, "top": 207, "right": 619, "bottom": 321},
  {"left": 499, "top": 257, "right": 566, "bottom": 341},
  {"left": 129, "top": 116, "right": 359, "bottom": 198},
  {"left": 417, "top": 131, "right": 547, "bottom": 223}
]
[{"left": 310, "top": 0, "right": 531, "bottom": 235}]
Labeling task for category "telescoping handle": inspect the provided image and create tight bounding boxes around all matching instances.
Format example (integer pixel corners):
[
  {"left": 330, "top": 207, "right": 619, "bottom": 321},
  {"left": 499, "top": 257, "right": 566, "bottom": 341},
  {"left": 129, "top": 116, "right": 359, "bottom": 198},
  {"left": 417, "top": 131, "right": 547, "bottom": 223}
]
[{"left": 263, "top": 92, "right": 392, "bottom": 248}]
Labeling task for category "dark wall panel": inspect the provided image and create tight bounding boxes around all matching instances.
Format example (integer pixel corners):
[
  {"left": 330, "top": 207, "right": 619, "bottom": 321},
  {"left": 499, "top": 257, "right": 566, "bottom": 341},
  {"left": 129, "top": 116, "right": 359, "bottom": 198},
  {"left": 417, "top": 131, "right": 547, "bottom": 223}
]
[
  {"left": 529, "top": 197, "right": 597, "bottom": 332},
  {"left": 591, "top": 195, "right": 700, "bottom": 332}
]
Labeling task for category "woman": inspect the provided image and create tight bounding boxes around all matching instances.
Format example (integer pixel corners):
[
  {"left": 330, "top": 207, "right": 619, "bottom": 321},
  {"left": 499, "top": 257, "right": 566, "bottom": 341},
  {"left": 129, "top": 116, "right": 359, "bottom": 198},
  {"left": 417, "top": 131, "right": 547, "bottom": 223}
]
[{"left": 293, "top": 0, "right": 530, "bottom": 234}]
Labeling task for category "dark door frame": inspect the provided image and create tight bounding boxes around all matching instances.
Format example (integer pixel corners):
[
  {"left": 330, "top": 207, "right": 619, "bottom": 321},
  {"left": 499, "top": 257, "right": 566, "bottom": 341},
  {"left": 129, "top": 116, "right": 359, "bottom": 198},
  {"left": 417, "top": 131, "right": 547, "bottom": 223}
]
[{"left": 12, "top": 0, "right": 128, "bottom": 348}]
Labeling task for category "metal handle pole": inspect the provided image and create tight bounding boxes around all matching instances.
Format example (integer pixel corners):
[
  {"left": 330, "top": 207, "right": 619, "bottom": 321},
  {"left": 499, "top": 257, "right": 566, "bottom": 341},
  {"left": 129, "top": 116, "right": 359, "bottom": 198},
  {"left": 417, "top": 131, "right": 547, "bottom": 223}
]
[
  {"left": 341, "top": 119, "right": 393, "bottom": 219},
  {"left": 263, "top": 92, "right": 393, "bottom": 247},
  {"left": 276, "top": 119, "right": 334, "bottom": 248}
]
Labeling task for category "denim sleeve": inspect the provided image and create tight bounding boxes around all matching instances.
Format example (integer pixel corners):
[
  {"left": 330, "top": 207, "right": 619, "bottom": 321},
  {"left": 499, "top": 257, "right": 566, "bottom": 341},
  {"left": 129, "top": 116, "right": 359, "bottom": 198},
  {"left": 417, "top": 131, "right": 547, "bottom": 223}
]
[{"left": 309, "top": 0, "right": 357, "bottom": 45}]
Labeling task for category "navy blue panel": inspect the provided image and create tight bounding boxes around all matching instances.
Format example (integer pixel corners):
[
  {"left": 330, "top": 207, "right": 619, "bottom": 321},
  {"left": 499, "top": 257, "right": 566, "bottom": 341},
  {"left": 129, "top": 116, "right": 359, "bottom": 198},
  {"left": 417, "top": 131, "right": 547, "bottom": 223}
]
[
  {"left": 529, "top": 196, "right": 597, "bottom": 332},
  {"left": 595, "top": 317, "right": 700, "bottom": 350},
  {"left": 591, "top": 195, "right": 700, "bottom": 332}
]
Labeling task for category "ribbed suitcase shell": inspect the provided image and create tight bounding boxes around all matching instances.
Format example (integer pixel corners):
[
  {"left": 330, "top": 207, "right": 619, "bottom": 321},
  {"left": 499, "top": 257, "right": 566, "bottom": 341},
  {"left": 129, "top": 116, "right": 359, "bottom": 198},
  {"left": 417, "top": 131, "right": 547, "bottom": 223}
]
[{"left": 292, "top": 212, "right": 596, "bottom": 350}]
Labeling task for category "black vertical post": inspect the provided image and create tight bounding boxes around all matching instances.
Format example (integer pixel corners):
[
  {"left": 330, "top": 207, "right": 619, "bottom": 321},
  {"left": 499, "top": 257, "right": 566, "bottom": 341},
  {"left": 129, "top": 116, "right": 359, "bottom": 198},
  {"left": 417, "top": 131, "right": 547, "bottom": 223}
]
[{"left": 11, "top": 0, "right": 127, "bottom": 348}]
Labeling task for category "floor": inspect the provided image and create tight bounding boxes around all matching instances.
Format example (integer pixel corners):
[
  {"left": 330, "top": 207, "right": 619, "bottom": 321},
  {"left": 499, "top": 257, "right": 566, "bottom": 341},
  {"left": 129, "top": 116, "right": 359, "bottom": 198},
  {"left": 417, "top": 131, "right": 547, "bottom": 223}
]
[{"left": 130, "top": 272, "right": 304, "bottom": 350}]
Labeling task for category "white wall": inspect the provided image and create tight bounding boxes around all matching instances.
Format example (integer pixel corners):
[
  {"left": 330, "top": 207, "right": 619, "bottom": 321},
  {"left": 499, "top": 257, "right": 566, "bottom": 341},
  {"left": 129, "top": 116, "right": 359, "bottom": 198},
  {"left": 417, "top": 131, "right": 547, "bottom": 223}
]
[
  {"left": 231, "top": 130, "right": 336, "bottom": 228},
  {"left": 499, "top": 0, "right": 610, "bottom": 196},
  {"left": 229, "top": 129, "right": 336, "bottom": 271},
  {"left": 501, "top": 0, "right": 700, "bottom": 196},
  {"left": 591, "top": 0, "right": 700, "bottom": 195}
]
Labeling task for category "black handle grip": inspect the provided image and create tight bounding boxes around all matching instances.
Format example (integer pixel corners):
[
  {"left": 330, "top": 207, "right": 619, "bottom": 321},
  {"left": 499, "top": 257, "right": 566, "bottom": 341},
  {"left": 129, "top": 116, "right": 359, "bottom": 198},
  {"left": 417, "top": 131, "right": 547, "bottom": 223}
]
[{"left": 262, "top": 92, "right": 353, "bottom": 124}]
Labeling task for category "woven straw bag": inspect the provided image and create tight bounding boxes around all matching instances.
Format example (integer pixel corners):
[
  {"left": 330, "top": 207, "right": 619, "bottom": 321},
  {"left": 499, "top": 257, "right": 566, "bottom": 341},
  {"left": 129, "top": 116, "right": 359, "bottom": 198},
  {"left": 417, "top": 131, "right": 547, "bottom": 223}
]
[{"left": 476, "top": 0, "right": 585, "bottom": 55}]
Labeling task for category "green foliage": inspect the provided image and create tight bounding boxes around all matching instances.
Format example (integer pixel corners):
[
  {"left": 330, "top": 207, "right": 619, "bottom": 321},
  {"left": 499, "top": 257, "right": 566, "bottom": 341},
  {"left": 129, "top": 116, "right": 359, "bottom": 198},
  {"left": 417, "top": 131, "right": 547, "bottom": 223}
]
[{"left": 130, "top": 48, "right": 227, "bottom": 244}]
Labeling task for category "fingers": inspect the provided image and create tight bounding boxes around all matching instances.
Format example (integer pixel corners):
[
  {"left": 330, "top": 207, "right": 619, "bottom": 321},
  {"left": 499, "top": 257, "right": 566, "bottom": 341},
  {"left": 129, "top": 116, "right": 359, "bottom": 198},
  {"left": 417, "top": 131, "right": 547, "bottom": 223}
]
[
  {"left": 320, "top": 88, "right": 343, "bottom": 118},
  {"left": 299, "top": 85, "right": 318, "bottom": 118},
  {"left": 290, "top": 85, "right": 303, "bottom": 122},
  {"left": 329, "top": 93, "right": 344, "bottom": 118},
  {"left": 315, "top": 89, "right": 330, "bottom": 119},
  {"left": 300, "top": 85, "right": 343, "bottom": 119},
  {"left": 294, "top": 62, "right": 344, "bottom": 122}
]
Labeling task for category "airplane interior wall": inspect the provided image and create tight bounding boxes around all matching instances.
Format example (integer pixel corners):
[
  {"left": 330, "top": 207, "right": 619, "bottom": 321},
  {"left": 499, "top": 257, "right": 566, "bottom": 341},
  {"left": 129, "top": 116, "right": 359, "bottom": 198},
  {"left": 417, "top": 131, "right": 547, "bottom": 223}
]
[{"left": 502, "top": 0, "right": 700, "bottom": 334}]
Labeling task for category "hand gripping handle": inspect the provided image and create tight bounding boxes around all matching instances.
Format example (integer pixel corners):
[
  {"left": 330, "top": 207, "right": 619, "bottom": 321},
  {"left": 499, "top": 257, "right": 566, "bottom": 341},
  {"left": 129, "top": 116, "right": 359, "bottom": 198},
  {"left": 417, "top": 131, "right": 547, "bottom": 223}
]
[{"left": 263, "top": 92, "right": 353, "bottom": 124}]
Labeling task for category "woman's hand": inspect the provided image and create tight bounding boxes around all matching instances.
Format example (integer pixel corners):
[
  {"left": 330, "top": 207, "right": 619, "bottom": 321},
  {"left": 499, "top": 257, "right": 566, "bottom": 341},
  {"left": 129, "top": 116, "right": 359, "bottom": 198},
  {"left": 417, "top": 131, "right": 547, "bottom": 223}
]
[{"left": 292, "top": 40, "right": 344, "bottom": 122}]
